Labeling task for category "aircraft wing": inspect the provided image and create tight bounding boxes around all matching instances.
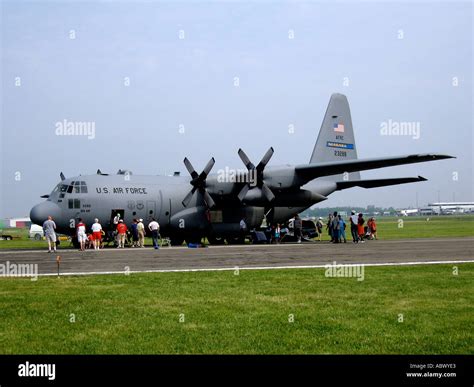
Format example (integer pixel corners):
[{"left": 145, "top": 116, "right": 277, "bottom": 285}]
[
  {"left": 295, "top": 154, "right": 454, "bottom": 183},
  {"left": 335, "top": 176, "right": 427, "bottom": 190}
]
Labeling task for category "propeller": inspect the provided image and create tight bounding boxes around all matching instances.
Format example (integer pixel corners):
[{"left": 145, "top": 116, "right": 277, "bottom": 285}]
[
  {"left": 97, "top": 169, "right": 109, "bottom": 176},
  {"left": 237, "top": 147, "right": 275, "bottom": 202},
  {"left": 182, "top": 157, "right": 216, "bottom": 209}
]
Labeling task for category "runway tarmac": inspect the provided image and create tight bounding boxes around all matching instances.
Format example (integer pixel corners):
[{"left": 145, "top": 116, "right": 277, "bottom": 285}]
[{"left": 0, "top": 237, "right": 473, "bottom": 277}]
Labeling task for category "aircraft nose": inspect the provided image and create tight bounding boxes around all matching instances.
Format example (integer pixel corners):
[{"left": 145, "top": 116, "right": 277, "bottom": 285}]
[{"left": 30, "top": 201, "right": 61, "bottom": 225}]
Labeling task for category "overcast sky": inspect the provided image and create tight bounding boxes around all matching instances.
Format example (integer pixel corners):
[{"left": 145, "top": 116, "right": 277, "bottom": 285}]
[{"left": 1, "top": 0, "right": 472, "bottom": 218}]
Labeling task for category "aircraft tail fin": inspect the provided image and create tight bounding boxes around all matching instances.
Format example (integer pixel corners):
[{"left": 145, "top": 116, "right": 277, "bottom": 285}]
[{"left": 309, "top": 93, "right": 360, "bottom": 181}]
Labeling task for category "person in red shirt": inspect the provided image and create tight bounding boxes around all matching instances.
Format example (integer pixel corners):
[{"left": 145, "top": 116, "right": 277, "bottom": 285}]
[{"left": 116, "top": 220, "right": 128, "bottom": 248}]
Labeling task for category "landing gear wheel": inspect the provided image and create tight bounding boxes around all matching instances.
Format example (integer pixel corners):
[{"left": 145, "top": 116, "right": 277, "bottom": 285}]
[
  {"left": 226, "top": 236, "right": 245, "bottom": 245},
  {"left": 208, "top": 235, "right": 225, "bottom": 245},
  {"left": 185, "top": 236, "right": 203, "bottom": 245},
  {"left": 170, "top": 237, "right": 185, "bottom": 246}
]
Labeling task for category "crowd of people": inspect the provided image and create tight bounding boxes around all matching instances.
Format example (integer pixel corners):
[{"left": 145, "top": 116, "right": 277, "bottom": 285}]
[
  {"left": 43, "top": 214, "right": 162, "bottom": 252},
  {"left": 326, "top": 210, "right": 377, "bottom": 243},
  {"left": 41, "top": 211, "right": 377, "bottom": 252}
]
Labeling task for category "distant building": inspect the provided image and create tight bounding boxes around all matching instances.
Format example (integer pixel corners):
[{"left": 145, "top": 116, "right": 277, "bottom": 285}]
[{"left": 428, "top": 202, "right": 474, "bottom": 214}]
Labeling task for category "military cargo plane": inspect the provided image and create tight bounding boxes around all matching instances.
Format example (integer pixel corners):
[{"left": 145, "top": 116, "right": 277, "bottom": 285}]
[{"left": 30, "top": 93, "right": 454, "bottom": 246}]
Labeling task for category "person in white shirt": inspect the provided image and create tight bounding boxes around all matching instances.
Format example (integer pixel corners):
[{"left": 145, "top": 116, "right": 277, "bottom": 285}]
[
  {"left": 349, "top": 210, "right": 359, "bottom": 243},
  {"left": 91, "top": 218, "right": 103, "bottom": 250},
  {"left": 76, "top": 218, "right": 87, "bottom": 251},
  {"left": 148, "top": 219, "right": 160, "bottom": 249}
]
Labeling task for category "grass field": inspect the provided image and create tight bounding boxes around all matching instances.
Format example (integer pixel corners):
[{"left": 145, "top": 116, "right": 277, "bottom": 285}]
[
  {"left": 0, "top": 263, "right": 472, "bottom": 354},
  {"left": 0, "top": 215, "right": 473, "bottom": 249}
]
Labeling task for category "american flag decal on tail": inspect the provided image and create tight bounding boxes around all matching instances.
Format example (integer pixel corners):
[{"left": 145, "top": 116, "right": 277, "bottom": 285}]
[{"left": 333, "top": 123, "right": 344, "bottom": 133}]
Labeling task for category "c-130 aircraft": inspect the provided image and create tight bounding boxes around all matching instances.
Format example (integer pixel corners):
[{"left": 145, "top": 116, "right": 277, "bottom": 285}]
[{"left": 30, "top": 93, "right": 453, "bottom": 246}]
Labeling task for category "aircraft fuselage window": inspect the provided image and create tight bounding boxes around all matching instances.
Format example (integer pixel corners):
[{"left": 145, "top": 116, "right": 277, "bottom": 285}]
[
  {"left": 73, "top": 181, "right": 88, "bottom": 194},
  {"left": 68, "top": 199, "right": 81, "bottom": 209}
]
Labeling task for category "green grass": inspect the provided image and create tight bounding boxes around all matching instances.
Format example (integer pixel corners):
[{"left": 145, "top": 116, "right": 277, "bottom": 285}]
[
  {"left": 0, "top": 264, "right": 472, "bottom": 354},
  {"left": 1, "top": 215, "right": 473, "bottom": 249}
]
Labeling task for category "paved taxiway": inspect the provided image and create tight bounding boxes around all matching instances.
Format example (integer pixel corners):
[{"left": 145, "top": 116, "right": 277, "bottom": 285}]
[{"left": 0, "top": 237, "right": 472, "bottom": 276}]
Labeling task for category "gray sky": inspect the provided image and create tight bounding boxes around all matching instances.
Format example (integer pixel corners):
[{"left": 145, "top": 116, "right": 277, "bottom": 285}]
[{"left": 1, "top": 0, "right": 472, "bottom": 218}]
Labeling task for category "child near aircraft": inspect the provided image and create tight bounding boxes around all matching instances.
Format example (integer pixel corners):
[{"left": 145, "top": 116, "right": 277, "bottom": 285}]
[{"left": 367, "top": 217, "right": 377, "bottom": 240}]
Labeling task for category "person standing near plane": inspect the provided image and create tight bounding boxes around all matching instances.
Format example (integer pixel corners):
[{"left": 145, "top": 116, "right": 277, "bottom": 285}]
[
  {"left": 76, "top": 218, "right": 87, "bottom": 251},
  {"left": 326, "top": 213, "right": 333, "bottom": 242},
  {"left": 137, "top": 219, "right": 145, "bottom": 247},
  {"left": 130, "top": 219, "right": 139, "bottom": 247},
  {"left": 116, "top": 219, "right": 128, "bottom": 248},
  {"left": 357, "top": 213, "right": 365, "bottom": 243},
  {"left": 148, "top": 218, "right": 160, "bottom": 249},
  {"left": 350, "top": 211, "right": 359, "bottom": 243},
  {"left": 274, "top": 224, "right": 281, "bottom": 244},
  {"left": 316, "top": 217, "right": 324, "bottom": 241},
  {"left": 331, "top": 211, "right": 339, "bottom": 243},
  {"left": 338, "top": 215, "right": 347, "bottom": 243},
  {"left": 91, "top": 218, "right": 102, "bottom": 250},
  {"left": 42, "top": 216, "right": 57, "bottom": 253},
  {"left": 294, "top": 214, "right": 303, "bottom": 243},
  {"left": 239, "top": 218, "right": 247, "bottom": 243},
  {"left": 112, "top": 213, "right": 121, "bottom": 244}
]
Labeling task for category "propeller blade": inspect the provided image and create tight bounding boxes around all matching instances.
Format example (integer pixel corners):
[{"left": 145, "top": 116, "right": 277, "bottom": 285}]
[
  {"left": 182, "top": 190, "right": 195, "bottom": 207},
  {"left": 261, "top": 183, "right": 275, "bottom": 202},
  {"left": 40, "top": 194, "right": 50, "bottom": 199},
  {"left": 201, "top": 157, "right": 215, "bottom": 178},
  {"left": 237, "top": 184, "right": 250, "bottom": 202},
  {"left": 202, "top": 190, "right": 216, "bottom": 209},
  {"left": 238, "top": 148, "right": 255, "bottom": 170},
  {"left": 256, "top": 147, "right": 274, "bottom": 172},
  {"left": 60, "top": 172, "right": 65, "bottom": 181},
  {"left": 183, "top": 158, "right": 199, "bottom": 179}
]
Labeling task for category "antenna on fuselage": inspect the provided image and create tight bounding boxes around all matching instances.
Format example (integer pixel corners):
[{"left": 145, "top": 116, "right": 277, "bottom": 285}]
[{"left": 60, "top": 172, "right": 66, "bottom": 181}]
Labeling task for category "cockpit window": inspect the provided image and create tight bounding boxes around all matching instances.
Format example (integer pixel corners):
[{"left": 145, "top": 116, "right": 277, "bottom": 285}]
[{"left": 60, "top": 185, "right": 68, "bottom": 192}]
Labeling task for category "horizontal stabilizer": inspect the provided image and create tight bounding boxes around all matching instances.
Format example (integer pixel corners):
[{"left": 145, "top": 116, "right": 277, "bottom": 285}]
[
  {"left": 336, "top": 176, "right": 427, "bottom": 190},
  {"left": 296, "top": 154, "right": 454, "bottom": 183}
]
